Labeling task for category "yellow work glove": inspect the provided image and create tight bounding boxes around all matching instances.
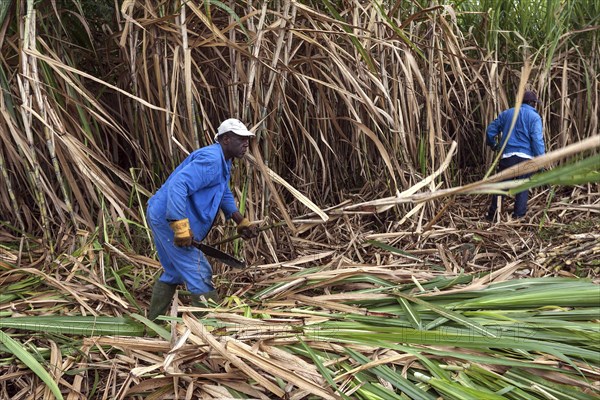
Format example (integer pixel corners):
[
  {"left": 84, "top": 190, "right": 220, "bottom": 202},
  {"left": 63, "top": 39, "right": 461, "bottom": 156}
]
[
  {"left": 169, "top": 218, "right": 193, "bottom": 247},
  {"left": 236, "top": 217, "right": 258, "bottom": 239}
]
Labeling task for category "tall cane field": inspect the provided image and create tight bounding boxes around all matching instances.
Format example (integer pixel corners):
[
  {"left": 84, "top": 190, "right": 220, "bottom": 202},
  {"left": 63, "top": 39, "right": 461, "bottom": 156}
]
[{"left": 0, "top": 1, "right": 599, "bottom": 399}]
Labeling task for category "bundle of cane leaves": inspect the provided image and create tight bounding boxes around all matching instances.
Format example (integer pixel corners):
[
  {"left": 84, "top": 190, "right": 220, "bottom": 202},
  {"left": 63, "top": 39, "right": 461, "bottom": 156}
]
[
  {"left": 155, "top": 273, "right": 599, "bottom": 400},
  {"left": 1, "top": 263, "right": 598, "bottom": 399}
]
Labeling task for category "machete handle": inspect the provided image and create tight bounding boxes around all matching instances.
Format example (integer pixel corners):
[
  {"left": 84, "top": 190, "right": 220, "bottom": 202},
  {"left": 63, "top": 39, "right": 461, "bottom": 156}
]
[{"left": 211, "top": 221, "right": 286, "bottom": 246}]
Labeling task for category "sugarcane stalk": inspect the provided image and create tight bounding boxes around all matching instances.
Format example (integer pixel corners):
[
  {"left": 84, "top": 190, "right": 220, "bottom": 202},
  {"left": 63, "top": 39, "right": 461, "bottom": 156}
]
[{"left": 19, "top": 0, "right": 53, "bottom": 253}]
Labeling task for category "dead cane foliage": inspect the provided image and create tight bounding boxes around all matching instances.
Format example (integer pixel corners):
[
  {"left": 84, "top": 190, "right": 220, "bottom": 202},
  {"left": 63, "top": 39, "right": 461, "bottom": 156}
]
[
  {"left": 0, "top": 0, "right": 599, "bottom": 399},
  {"left": 2, "top": 192, "right": 599, "bottom": 399}
]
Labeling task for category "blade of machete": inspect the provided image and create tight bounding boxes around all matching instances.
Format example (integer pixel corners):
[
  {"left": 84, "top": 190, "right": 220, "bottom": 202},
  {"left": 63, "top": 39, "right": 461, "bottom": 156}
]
[{"left": 192, "top": 241, "right": 246, "bottom": 269}]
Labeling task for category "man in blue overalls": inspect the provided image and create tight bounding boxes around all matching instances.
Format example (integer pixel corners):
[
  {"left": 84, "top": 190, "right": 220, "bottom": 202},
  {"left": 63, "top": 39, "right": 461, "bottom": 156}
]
[
  {"left": 486, "top": 91, "right": 546, "bottom": 220},
  {"left": 146, "top": 118, "right": 258, "bottom": 320}
]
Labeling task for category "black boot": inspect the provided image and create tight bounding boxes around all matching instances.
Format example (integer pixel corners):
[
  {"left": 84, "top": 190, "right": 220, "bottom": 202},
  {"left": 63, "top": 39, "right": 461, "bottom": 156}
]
[
  {"left": 189, "top": 290, "right": 220, "bottom": 317},
  {"left": 147, "top": 281, "right": 178, "bottom": 321}
]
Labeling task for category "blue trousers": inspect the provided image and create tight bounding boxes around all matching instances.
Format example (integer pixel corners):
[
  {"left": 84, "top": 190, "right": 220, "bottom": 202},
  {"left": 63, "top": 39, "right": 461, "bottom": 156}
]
[
  {"left": 487, "top": 155, "right": 532, "bottom": 218},
  {"left": 147, "top": 209, "right": 214, "bottom": 294}
]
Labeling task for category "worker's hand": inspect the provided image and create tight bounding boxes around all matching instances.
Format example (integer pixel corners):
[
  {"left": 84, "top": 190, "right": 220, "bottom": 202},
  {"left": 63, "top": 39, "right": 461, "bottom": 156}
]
[
  {"left": 236, "top": 218, "right": 258, "bottom": 239},
  {"left": 169, "top": 218, "right": 193, "bottom": 247}
]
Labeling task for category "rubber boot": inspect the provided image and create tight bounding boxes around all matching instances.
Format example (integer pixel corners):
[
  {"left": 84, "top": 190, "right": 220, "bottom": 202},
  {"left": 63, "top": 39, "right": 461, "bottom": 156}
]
[
  {"left": 147, "top": 281, "right": 178, "bottom": 321},
  {"left": 189, "top": 290, "right": 220, "bottom": 318}
]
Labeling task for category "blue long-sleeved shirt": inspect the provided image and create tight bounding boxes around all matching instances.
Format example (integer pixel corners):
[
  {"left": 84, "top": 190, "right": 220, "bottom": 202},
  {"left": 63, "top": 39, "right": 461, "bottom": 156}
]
[
  {"left": 486, "top": 104, "right": 545, "bottom": 158},
  {"left": 147, "top": 143, "right": 238, "bottom": 241}
]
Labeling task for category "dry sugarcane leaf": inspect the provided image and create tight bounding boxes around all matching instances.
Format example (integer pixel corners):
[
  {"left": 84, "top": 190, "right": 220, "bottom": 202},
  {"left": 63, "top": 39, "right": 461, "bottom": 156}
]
[
  {"left": 182, "top": 314, "right": 285, "bottom": 398},
  {"left": 225, "top": 339, "right": 339, "bottom": 400},
  {"left": 246, "top": 153, "right": 329, "bottom": 223}
]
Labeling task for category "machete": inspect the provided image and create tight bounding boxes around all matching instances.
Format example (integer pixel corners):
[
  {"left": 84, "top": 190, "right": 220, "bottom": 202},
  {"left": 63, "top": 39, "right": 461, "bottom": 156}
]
[{"left": 192, "top": 240, "right": 246, "bottom": 269}]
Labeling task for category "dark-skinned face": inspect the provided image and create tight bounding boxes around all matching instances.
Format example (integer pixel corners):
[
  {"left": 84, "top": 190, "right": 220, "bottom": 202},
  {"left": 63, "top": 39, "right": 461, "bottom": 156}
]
[{"left": 220, "top": 133, "right": 251, "bottom": 160}]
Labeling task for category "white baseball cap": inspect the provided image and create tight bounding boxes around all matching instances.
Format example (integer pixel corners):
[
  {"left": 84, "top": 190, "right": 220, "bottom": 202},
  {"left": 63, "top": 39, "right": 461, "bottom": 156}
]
[{"left": 214, "top": 118, "right": 255, "bottom": 141}]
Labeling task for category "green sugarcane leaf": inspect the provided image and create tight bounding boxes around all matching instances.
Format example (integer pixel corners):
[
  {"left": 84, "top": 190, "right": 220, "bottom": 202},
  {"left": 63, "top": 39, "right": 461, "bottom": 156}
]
[
  {"left": 309, "top": 325, "right": 598, "bottom": 365},
  {"left": 509, "top": 154, "right": 600, "bottom": 194},
  {"left": 461, "top": 365, "right": 538, "bottom": 399},
  {"left": 204, "top": 0, "right": 250, "bottom": 39},
  {"left": 427, "top": 376, "right": 507, "bottom": 400},
  {"left": 321, "top": 0, "right": 377, "bottom": 73},
  {"left": 0, "top": 329, "right": 64, "bottom": 400},
  {"left": 394, "top": 292, "right": 498, "bottom": 338},
  {"left": 505, "top": 368, "right": 598, "bottom": 400},
  {"left": 372, "top": 1, "right": 425, "bottom": 60},
  {"left": 424, "top": 316, "right": 450, "bottom": 331},
  {"left": 0, "top": 316, "right": 145, "bottom": 336},
  {"left": 456, "top": 282, "right": 600, "bottom": 309},
  {"left": 397, "top": 297, "right": 422, "bottom": 330},
  {"left": 299, "top": 337, "right": 350, "bottom": 400},
  {"left": 393, "top": 343, "right": 579, "bottom": 372},
  {"left": 129, "top": 313, "right": 171, "bottom": 340},
  {"left": 365, "top": 240, "right": 445, "bottom": 270},
  {"left": 345, "top": 347, "right": 437, "bottom": 400},
  {"left": 110, "top": 268, "right": 143, "bottom": 313},
  {"left": 360, "top": 382, "right": 406, "bottom": 399}
]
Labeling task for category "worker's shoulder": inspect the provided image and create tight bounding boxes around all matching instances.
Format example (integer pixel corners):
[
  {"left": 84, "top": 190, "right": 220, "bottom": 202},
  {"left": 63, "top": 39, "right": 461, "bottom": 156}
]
[
  {"left": 497, "top": 107, "right": 515, "bottom": 119},
  {"left": 190, "top": 143, "right": 222, "bottom": 161},
  {"left": 521, "top": 105, "right": 542, "bottom": 120}
]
